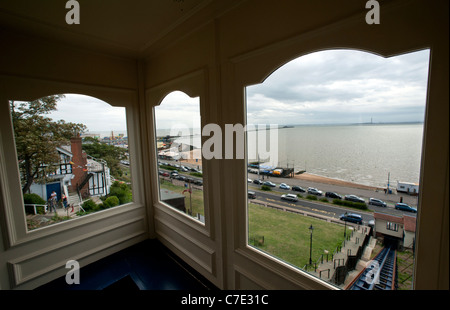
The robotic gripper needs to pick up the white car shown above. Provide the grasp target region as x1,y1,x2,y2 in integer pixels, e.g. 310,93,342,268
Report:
307,187,323,196
281,194,298,202
279,183,290,190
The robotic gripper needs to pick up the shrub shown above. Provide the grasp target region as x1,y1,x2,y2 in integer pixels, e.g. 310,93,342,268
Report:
260,185,271,191
332,199,368,210
103,196,120,208
109,181,132,204
160,164,177,171
190,172,203,178
81,199,98,212
23,193,47,214
23,193,46,205
306,195,318,200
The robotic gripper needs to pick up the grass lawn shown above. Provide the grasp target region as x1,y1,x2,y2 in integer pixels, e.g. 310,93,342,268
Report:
159,179,351,271
248,203,351,269
159,179,205,216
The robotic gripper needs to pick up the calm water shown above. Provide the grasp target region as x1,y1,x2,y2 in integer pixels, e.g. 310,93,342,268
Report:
161,123,424,189
274,123,424,188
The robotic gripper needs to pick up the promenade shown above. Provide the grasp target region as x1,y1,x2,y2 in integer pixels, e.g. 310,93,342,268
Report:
248,171,418,207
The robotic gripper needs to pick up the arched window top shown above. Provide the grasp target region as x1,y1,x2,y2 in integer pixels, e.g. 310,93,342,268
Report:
247,49,430,125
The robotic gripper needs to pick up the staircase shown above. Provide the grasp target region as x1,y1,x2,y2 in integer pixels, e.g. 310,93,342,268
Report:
68,193,82,206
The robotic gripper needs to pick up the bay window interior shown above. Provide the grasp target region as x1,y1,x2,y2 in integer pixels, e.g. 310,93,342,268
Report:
0,0,447,292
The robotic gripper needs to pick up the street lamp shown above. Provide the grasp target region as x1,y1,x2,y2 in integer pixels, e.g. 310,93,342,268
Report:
309,224,314,265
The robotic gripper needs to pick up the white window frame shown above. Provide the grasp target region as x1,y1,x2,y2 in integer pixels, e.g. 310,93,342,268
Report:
145,69,213,237
0,77,145,248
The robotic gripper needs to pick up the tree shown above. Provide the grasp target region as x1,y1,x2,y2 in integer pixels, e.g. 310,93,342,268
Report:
81,140,127,179
10,95,86,194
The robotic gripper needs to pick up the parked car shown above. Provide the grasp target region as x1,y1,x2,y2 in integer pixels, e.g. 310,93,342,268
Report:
292,186,306,192
325,192,342,199
339,213,363,225
176,175,187,181
344,194,365,204
395,203,417,213
281,194,298,202
369,198,387,207
279,183,291,190
248,191,256,199
263,181,276,187
253,179,263,185
248,178,252,183
307,187,323,196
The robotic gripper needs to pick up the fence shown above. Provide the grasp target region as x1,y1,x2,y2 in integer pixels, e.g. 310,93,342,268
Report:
24,203,48,215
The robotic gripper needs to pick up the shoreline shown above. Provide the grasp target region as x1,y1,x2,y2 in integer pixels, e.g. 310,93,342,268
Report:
293,172,382,191
178,155,384,191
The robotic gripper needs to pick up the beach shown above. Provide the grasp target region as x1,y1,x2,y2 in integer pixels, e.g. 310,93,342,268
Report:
293,173,381,191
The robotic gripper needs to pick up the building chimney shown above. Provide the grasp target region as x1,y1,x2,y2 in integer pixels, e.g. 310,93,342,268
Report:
69,134,89,196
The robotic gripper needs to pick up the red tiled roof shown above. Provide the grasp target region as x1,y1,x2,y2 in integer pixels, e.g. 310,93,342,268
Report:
374,212,403,223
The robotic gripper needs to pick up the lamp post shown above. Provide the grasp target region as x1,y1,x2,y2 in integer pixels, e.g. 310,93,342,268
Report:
309,224,314,265
344,216,347,239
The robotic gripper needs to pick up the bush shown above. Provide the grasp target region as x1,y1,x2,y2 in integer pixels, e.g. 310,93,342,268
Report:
23,193,46,205
306,195,318,200
190,172,203,178
81,199,98,212
332,199,368,210
109,181,132,204
260,185,272,191
23,193,47,214
103,196,120,208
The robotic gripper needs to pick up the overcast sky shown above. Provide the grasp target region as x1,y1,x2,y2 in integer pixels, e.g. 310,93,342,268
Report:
49,49,430,132
247,49,430,125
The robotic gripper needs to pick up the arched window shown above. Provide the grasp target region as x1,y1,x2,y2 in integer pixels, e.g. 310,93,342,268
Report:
10,94,132,231
154,91,205,223
246,49,430,289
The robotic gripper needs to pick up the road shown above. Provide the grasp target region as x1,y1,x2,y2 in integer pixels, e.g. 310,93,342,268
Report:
158,160,418,223
248,184,417,225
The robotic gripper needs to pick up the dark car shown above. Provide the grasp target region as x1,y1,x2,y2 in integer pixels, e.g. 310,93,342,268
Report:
292,186,306,192
395,203,417,213
339,213,363,225
344,194,365,204
369,198,387,207
253,179,263,185
248,191,256,199
325,192,342,199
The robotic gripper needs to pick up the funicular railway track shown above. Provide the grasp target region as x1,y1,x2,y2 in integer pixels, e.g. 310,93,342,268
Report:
349,246,397,290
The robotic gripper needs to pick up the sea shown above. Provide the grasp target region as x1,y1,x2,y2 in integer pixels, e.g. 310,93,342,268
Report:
167,123,424,189
274,123,424,189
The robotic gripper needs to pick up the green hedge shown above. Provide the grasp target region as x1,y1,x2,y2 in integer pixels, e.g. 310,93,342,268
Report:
332,199,368,210
23,193,46,205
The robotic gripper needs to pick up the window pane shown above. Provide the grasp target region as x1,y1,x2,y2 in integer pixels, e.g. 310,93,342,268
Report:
246,50,429,289
10,94,132,231
154,91,204,223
